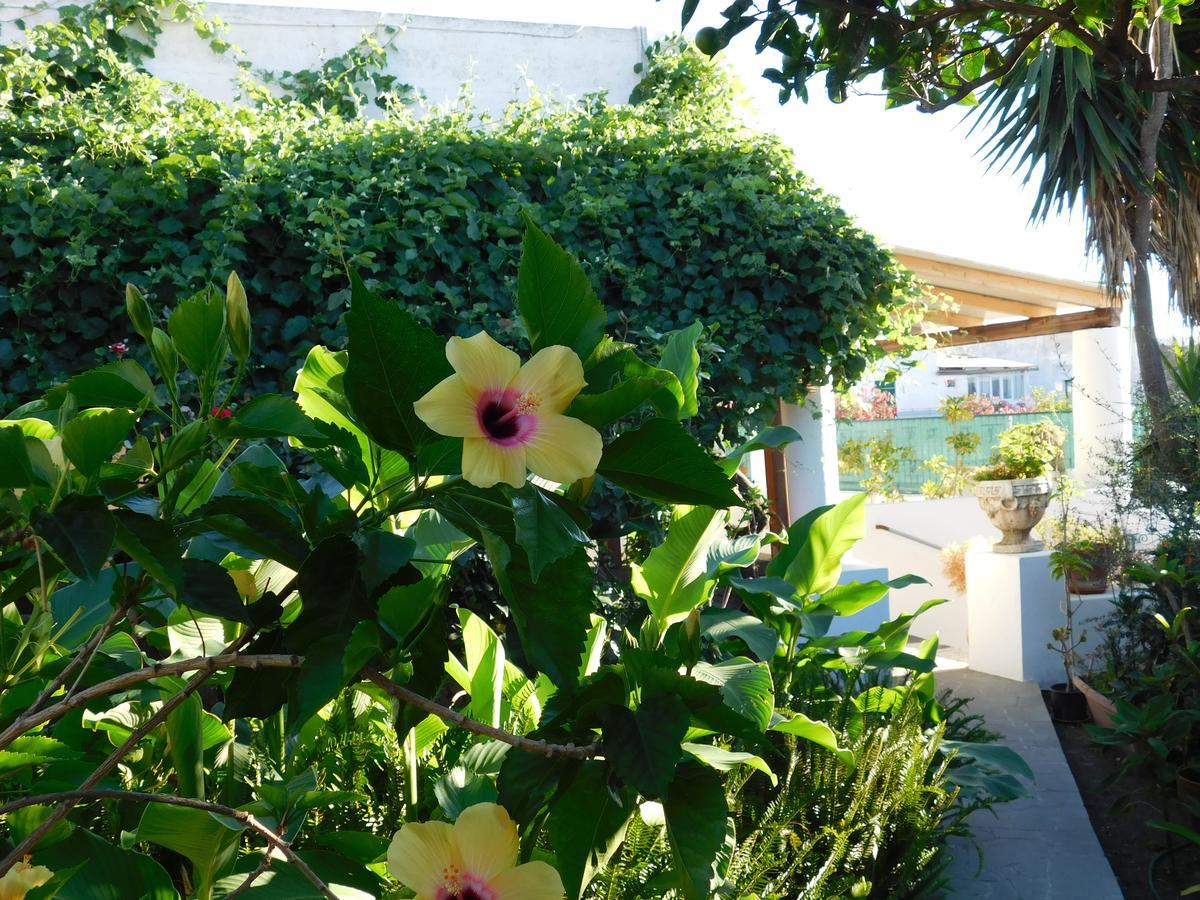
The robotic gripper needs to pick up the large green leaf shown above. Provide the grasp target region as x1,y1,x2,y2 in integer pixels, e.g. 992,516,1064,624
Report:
113,509,184,596
700,608,779,662
720,424,803,476
568,340,683,428
497,749,568,828
49,568,118,648
32,494,114,581
682,741,777,786
657,321,702,419
34,827,177,900
511,484,590,582
343,271,450,458
517,218,606,361
692,657,774,733
62,408,136,477
168,285,227,385
783,493,867,596
212,394,330,445
598,418,740,508
548,761,636,899
284,534,371,652
66,360,155,409
166,693,206,800
179,558,252,623
663,761,727,900
189,496,309,570
0,424,35,488
770,713,855,767
486,537,595,690
632,505,725,627
135,802,242,896
602,693,689,798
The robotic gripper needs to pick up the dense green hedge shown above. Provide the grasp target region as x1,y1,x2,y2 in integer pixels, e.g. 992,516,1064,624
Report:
0,39,918,440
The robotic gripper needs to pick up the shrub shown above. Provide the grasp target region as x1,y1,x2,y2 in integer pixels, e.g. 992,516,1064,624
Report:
973,418,1065,480
0,28,922,445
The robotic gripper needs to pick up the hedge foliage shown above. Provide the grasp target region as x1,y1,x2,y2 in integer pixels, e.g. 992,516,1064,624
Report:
0,23,920,441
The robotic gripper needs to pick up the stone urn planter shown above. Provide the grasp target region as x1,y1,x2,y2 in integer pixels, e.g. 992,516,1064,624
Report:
974,476,1052,553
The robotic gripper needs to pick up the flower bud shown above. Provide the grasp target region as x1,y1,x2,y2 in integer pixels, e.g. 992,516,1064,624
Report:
225,272,251,364
125,283,154,340
150,327,178,384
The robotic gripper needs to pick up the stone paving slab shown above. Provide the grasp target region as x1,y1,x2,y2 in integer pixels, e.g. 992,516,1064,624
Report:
939,669,1124,899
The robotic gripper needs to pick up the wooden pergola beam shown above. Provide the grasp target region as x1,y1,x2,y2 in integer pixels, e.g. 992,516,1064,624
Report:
878,307,1121,352
926,310,988,328
895,251,1110,310
937,287,1064,319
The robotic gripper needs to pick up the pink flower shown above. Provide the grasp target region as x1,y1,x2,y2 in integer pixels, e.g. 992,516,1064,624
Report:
210,406,233,420
108,341,129,357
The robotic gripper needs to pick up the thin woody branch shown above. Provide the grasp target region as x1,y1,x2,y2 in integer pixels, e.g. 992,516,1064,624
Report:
364,669,601,760
0,653,302,749
0,790,335,900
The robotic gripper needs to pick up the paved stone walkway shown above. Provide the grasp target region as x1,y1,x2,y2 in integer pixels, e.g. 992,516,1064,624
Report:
939,669,1124,899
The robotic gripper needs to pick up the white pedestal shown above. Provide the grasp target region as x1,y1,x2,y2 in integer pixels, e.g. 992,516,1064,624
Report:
966,549,1114,686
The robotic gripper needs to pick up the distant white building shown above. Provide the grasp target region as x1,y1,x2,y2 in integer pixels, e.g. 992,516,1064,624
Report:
884,334,1074,416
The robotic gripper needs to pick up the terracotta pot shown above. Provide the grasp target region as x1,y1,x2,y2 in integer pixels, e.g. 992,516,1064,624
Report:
975,476,1052,553
1047,682,1088,723
1178,766,1200,807
1072,675,1117,728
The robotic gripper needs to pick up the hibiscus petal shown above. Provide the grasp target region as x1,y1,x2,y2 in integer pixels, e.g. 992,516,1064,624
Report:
511,345,586,414
413,373,482,438
448,332,521,392
524,414,602,485
488,861,566,900
387,821,461,898
453,803,519,883
463,437,527,488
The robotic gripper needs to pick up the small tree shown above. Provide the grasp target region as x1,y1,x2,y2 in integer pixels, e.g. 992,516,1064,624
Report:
921,395,981,497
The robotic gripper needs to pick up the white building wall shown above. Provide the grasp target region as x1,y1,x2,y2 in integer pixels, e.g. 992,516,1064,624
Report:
873,334,1075,416
0,3,647,116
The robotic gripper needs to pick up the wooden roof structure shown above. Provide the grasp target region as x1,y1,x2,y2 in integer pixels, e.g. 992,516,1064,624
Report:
882,247,1121,350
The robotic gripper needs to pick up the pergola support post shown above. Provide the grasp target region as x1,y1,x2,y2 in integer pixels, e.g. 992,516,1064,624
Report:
778,388,839,522
1070,326,1132,486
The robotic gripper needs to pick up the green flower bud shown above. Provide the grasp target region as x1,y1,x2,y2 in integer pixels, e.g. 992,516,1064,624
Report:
225,271,251,364
150,327,178,385
125,283,154,340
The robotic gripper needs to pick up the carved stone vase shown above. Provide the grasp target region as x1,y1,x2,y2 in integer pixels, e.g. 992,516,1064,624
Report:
974,476,1052,553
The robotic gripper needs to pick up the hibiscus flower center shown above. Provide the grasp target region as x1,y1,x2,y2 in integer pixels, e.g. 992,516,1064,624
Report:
435,876,495,900
477,390,538,446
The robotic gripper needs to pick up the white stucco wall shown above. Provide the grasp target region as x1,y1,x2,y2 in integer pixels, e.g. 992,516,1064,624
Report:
0,3,647,116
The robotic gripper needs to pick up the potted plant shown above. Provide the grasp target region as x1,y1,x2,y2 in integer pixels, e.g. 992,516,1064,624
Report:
972,419,1065,553
1038,515,1125,594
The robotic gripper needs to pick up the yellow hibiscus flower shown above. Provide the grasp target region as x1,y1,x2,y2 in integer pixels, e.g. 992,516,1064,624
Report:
388,802,564,900
0,858,52,900
413,331,602,489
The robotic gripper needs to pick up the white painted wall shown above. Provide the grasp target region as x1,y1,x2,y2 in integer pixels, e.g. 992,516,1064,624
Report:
0,3,647,116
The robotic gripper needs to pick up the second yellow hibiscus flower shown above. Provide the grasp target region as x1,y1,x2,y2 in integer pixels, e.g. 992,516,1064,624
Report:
413,331,602,489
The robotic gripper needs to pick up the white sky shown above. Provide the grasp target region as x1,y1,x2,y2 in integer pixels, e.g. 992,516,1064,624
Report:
241,0,1193,338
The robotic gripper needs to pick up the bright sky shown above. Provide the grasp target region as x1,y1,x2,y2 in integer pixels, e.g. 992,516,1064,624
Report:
243,0,1192,338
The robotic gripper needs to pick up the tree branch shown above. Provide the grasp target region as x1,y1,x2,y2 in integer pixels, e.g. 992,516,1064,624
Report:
0,629,261,876
0,790,335,900
919,19,1051,111
1141,74,1200,92
364,669,600,760
0,653,301,749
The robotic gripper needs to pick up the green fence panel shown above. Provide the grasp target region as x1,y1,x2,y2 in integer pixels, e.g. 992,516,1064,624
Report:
836,411,1075,494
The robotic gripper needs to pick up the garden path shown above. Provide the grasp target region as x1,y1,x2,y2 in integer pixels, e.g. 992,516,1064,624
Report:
939,668,1123,899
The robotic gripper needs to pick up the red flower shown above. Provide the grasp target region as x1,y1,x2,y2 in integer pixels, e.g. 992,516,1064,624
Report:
108,341,129,357
210,406,233,419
